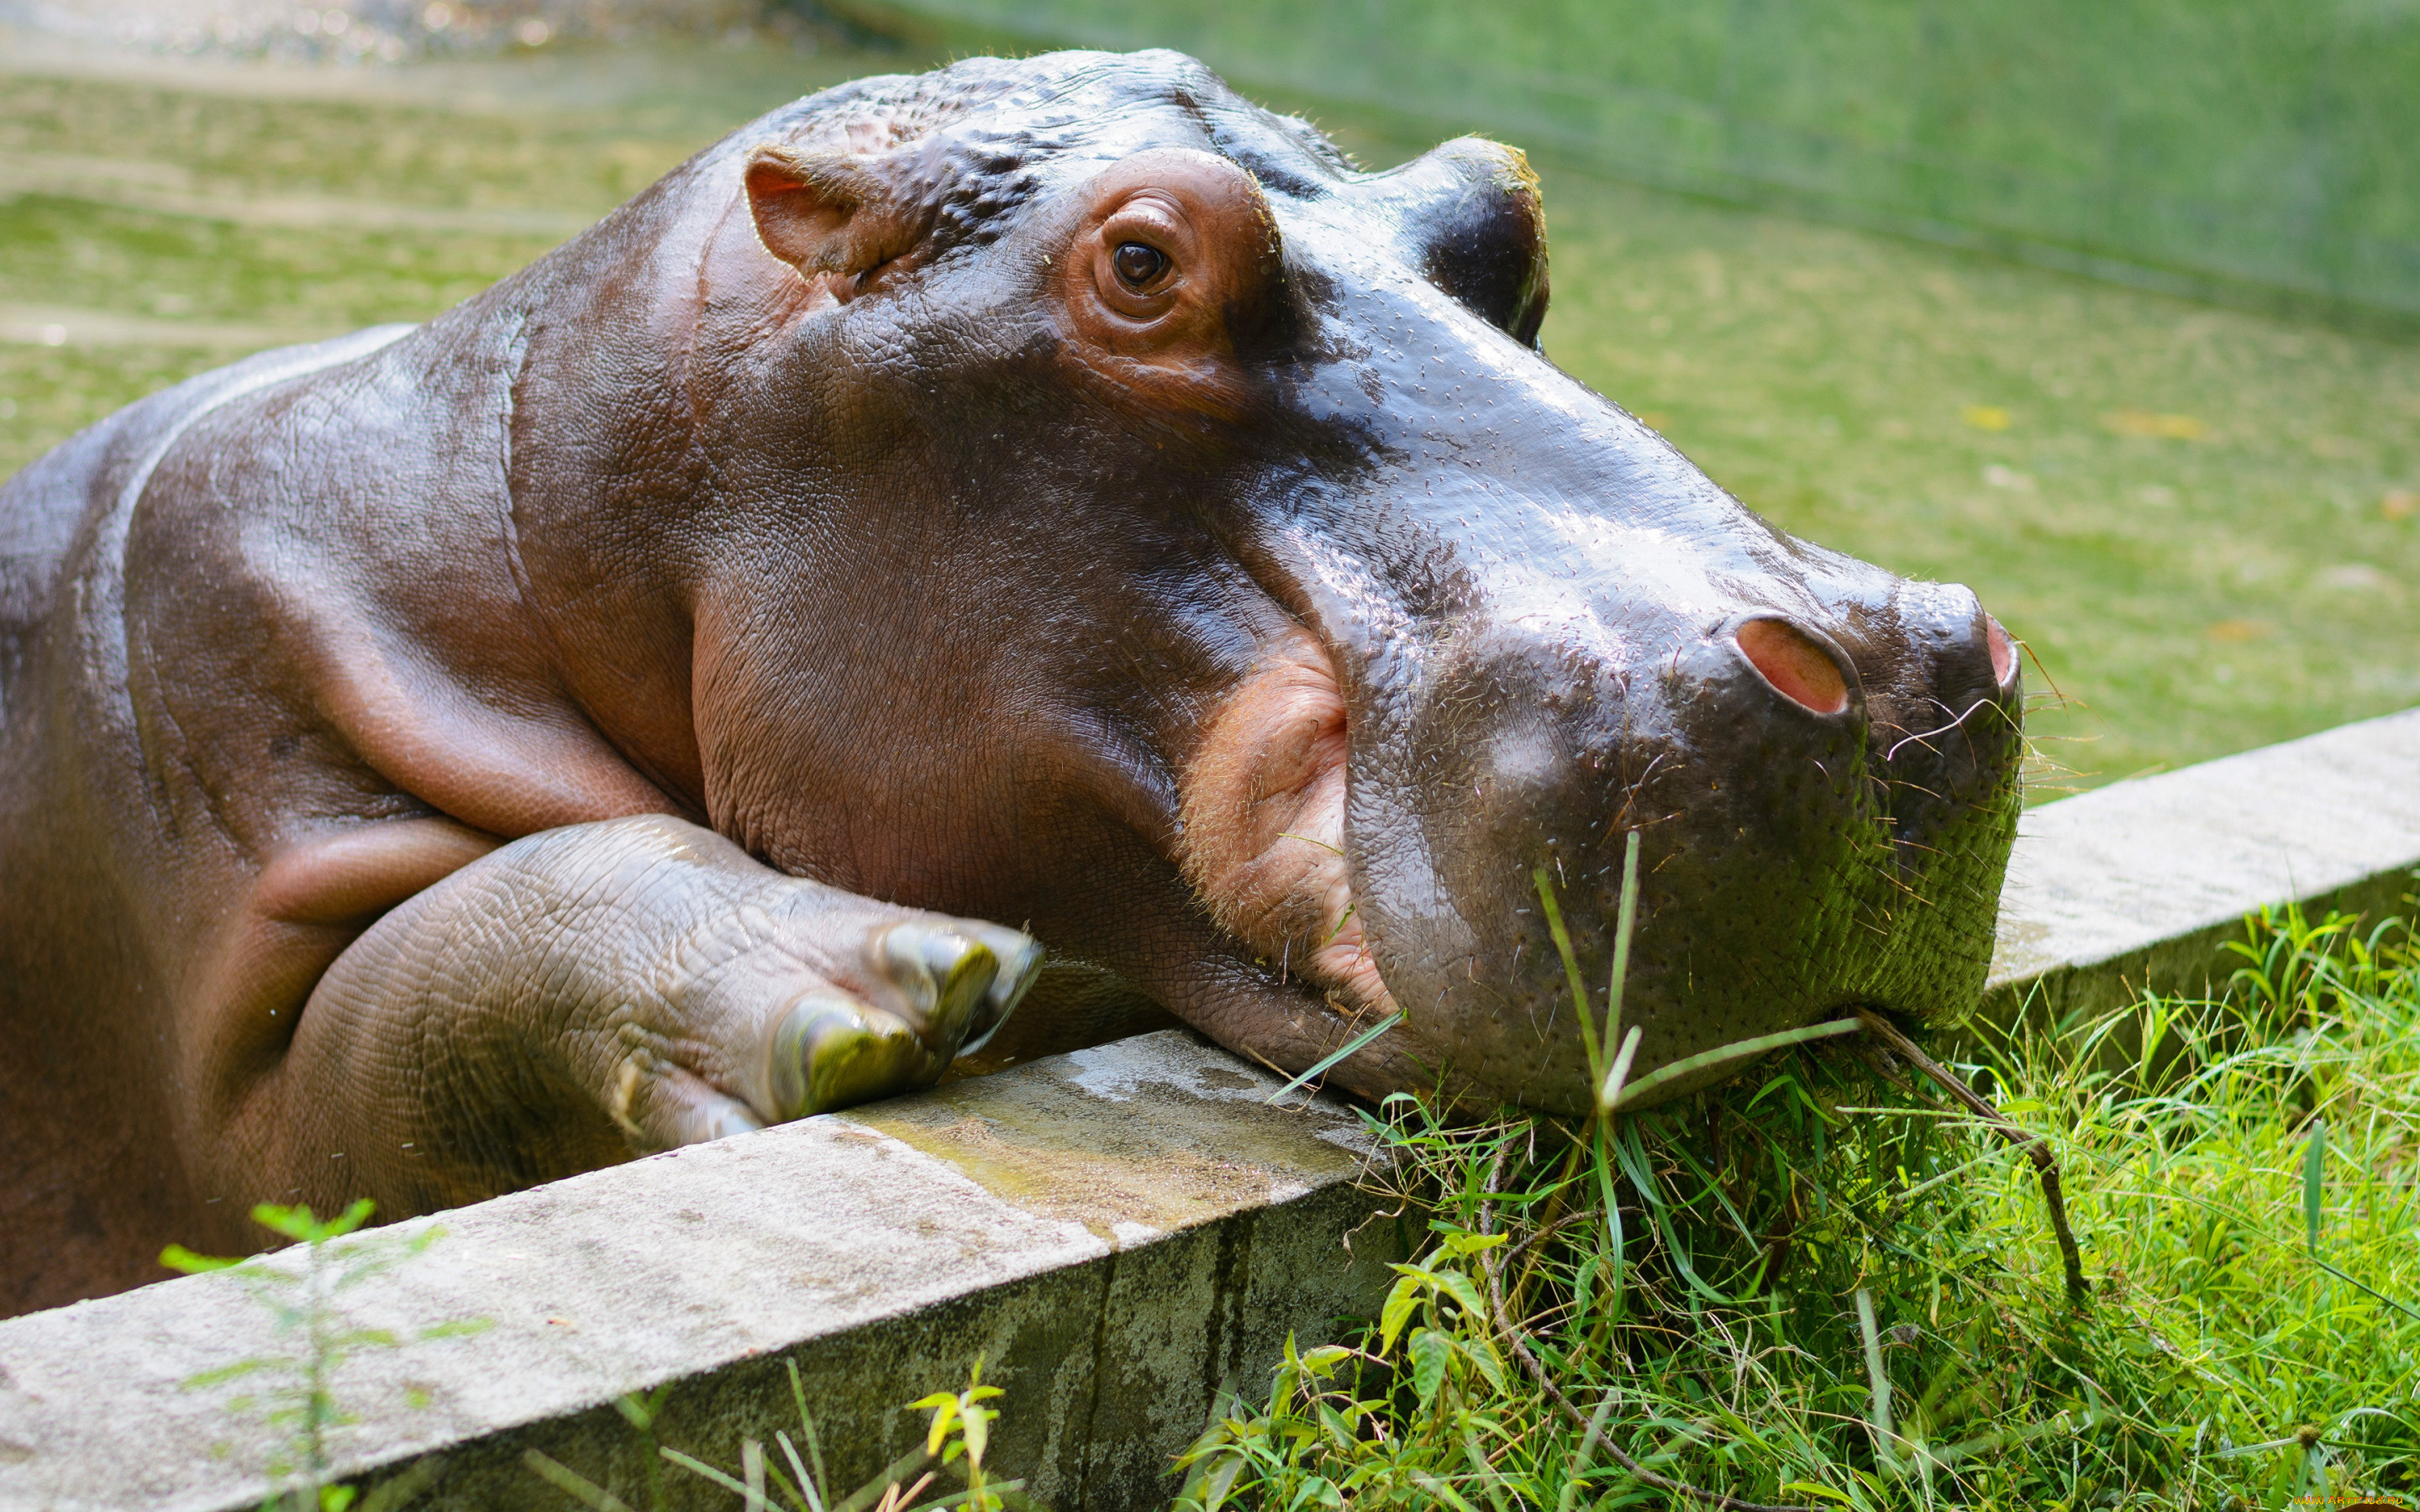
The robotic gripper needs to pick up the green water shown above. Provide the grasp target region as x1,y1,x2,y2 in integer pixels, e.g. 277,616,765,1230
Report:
2,32,2414,794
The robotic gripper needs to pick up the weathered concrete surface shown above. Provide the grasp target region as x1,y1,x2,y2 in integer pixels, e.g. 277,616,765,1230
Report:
0,1032,1397,1512
1986,706,2420,1031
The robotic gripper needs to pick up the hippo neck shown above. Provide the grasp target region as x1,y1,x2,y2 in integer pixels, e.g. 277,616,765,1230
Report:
452,149,793,817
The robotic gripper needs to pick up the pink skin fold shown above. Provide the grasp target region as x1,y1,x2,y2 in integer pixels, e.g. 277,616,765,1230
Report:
1179,627,1400,1028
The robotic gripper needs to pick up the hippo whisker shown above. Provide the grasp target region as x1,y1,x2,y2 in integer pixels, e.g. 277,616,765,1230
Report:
1883,696,2002,761
1885,779,1951,806
1884,835,1949,860
1278,830,1345,855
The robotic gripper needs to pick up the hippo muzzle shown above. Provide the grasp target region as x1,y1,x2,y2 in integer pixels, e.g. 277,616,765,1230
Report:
1178,343,2024,1113
1345,566,2023,1114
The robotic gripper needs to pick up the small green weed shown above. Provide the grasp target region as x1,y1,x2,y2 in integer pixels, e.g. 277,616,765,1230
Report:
528,1357,1045,1512
163,1200,480,1512
1176,894,2420,1509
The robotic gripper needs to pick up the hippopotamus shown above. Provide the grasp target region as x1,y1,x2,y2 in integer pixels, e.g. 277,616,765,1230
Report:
0,50,2021,1315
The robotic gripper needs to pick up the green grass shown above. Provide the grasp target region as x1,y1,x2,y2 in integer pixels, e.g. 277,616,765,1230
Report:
528,1357,1036,1512
1175,899,2420,1509
0,42,907,470
3,39,2414,795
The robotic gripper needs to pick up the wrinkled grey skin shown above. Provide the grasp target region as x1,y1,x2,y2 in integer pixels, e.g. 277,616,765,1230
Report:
0,50,2020,1315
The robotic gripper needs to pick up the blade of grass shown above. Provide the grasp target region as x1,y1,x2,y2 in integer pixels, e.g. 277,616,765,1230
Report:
792,1363,830,1504
524,1451,636,1512
911,1481,1035,1511
1591,1122,1627,1326
1535,866,1602,1080
1855,1288,1898,1474
2304,1119,2327,1254
1606,1019,1861,1112
1596,1025,1644,1117
1604,830,1640,1070
1586,948,1642,1324
2310,1256,2420,1320
826,1446,934,1512
660,1448,755,1500
743,1440,768,1512
357,1459,444,1512
777,1431,823,1512
1265,1011,1405,1105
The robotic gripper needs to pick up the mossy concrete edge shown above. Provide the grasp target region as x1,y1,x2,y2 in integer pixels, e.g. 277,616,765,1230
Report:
1982,704,2420,1044
0,1032,1400,1512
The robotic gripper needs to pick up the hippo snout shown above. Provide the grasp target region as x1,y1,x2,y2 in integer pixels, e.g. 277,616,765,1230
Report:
1344,573,2024,1116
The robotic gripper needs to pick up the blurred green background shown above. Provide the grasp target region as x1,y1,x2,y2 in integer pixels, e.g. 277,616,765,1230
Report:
1,2,2414,799
877,0,2420,333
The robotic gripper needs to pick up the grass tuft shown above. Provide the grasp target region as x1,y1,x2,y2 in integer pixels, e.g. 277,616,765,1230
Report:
1176,893,2420,1509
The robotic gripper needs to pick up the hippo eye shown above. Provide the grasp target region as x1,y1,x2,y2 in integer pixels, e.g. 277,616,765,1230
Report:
1112,240,1170,291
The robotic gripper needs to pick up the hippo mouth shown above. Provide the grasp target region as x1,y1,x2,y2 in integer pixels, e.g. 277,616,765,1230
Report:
1176,627,1403,1033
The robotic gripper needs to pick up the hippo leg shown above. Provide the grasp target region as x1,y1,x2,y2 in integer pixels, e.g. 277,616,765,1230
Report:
274,815,1039,1210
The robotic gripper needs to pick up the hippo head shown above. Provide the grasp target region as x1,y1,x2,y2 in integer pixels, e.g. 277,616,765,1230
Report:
539,50,2023,1116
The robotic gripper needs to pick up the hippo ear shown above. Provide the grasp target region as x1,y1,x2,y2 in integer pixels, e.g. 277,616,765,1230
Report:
1388,138,1551,349
744,145,922,282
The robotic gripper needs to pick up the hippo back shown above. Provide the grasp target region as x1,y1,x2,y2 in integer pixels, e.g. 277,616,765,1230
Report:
0,328,417,727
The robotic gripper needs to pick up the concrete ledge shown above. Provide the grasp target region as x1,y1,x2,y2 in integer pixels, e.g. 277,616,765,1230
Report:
0,1034,1397,1512
4,708,2416,1510
1987,706,2420,1029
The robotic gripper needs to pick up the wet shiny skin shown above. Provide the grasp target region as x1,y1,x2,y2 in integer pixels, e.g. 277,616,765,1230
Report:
0,50,2018,1314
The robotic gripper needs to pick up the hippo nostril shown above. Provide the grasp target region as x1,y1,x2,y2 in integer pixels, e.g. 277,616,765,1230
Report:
1985,614,2018,688
1734,617,1850,716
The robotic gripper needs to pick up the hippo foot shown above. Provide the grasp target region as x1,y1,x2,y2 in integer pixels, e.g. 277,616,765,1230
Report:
287,815,1044,1191
765,921,1040,1119
575,835,1045,1147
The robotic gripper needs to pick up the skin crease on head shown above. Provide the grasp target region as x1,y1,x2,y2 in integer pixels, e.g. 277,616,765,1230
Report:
0,50,2020,1315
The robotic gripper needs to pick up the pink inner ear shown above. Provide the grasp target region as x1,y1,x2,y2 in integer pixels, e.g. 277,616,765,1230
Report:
1736,618,1849,715
743,148,896,277
1986,616,2017,686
